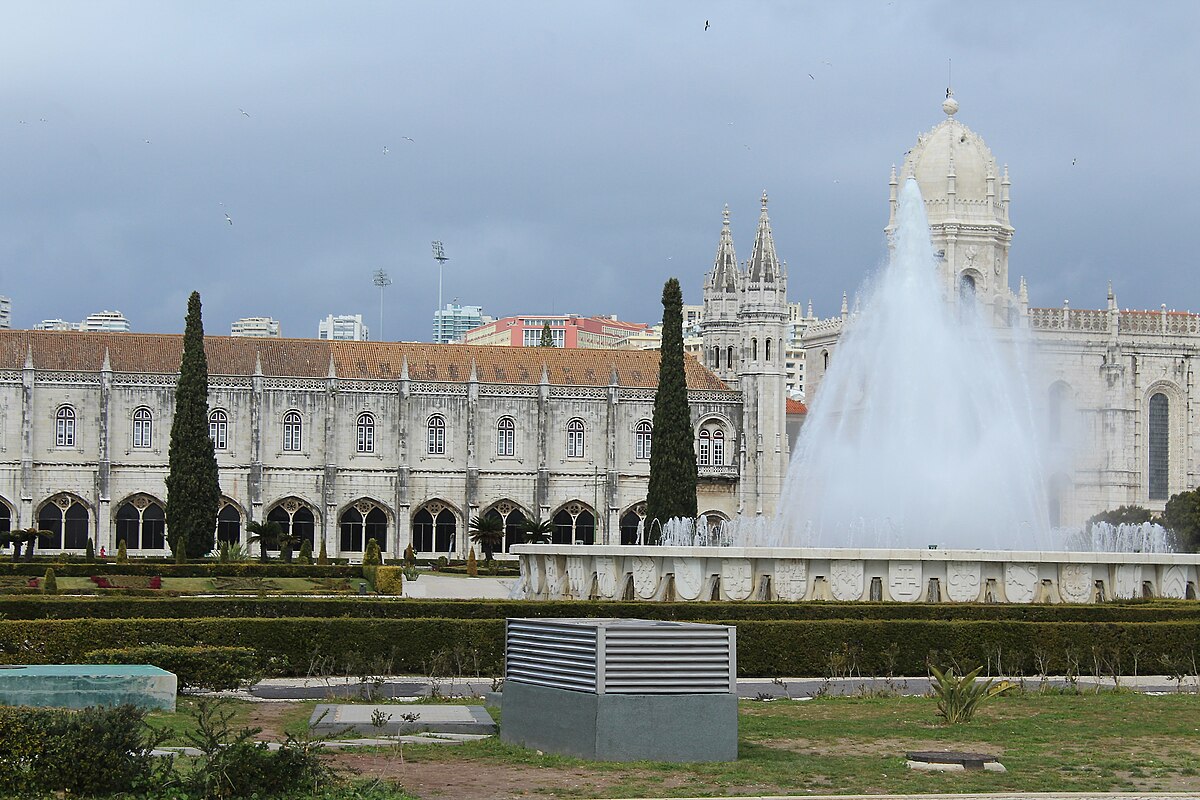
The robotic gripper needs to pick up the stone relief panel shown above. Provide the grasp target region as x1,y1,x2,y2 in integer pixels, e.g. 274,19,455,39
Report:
720,558,754,601
1114,564,1140,599
630,556,660,599
543,555,566,598
945,561,982,602
888,561,923,602
773,559,808,601
1058,563,1093,604
1160,565,1188,599
830,560,865,601
1004,563,1038,603
566,556,589,598
594,556,617,599
673,557,706,601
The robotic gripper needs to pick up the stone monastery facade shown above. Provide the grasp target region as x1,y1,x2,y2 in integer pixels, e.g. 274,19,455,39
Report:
801,94,1200,526
0,334,765,559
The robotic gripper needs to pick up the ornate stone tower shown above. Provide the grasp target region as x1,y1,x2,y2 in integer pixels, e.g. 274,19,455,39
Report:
701,205,743,389
889,92,1016,325
737,191,790,515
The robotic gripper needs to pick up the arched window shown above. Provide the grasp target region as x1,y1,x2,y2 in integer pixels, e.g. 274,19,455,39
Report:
712,347,720,369
751,338,758,361
115,498,166,550
209,409,228,450
635,420,652,460
822,350,829,370
619,508,644,545
727,346,734,368
38,497,89,550
698,429,711,466
216,503,241,545
267,502,316,551
357,412,375,454
697,421,727,467
959,273,977,303
553,504,596,545
1149,392,1170,500
411,504,456,552
427,415,446,455
712,429,725,466
55,406,76,448
283,411,302,452
1048,383,1070,444
765,338,772,362
497,417,515,457
566,418,585,458
132,407,153,449
0,501,10,537
486,502,528,552
340,502,388,552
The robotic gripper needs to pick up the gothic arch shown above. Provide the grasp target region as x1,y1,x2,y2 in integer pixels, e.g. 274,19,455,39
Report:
216,497,245,546
411,498,461,553
0,495,14,535
264,496,320,551
619,501,647,545
481,499,531,552
550,500,596,545
1144,380,1185,502
114,493,167,551
338,498,392,552
263,496,320,524
37,493,92,550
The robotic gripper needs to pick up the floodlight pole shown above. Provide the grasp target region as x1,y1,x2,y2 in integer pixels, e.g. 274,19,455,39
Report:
372,269,391,341
432,241,449,342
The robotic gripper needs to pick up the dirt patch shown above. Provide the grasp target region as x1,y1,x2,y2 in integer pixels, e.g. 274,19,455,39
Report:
758,736,1001,759
245,702,306,741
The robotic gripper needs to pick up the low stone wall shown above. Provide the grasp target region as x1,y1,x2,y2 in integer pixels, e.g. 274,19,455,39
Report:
512,545,1200,603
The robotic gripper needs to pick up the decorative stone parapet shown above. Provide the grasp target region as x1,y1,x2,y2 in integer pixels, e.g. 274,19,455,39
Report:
513,545,1200,603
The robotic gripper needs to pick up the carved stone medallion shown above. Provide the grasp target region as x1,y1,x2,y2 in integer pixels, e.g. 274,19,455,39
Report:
566,556,588,598
888,561,923,602
720,558,754,601
1004,563,1038,603
1058,563,1093,604
830,560,865,601
945,561,982,602
773,559,808,601
1160,565,1187,599
594,556,617,599
1114,564,1140,599
630,556,660,599
544,556,566,598
673,557,705,601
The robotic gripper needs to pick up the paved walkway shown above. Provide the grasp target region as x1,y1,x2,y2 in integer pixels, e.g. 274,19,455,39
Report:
599,795,1200,800
401,574,515,598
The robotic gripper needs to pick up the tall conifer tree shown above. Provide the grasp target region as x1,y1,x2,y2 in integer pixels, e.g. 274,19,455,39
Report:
166,292,221,559
644,277,697,537
538,321,555,347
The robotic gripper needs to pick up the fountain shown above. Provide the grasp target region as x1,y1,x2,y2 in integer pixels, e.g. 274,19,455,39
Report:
515,180,1200,603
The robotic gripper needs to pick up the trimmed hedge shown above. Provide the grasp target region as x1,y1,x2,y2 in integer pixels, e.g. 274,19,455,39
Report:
0,562,361,578
374,566,404,595
84,644,260,691
2,595,1199,622
2,616,1199,677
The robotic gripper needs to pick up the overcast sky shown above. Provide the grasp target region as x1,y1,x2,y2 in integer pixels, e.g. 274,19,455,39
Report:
2,2,1198,340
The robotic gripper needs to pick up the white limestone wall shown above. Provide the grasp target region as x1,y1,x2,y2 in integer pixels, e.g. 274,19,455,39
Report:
515,545,1200,604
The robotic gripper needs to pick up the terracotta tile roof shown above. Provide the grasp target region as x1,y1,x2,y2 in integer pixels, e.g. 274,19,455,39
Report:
0,330,729,390
785,398,808,415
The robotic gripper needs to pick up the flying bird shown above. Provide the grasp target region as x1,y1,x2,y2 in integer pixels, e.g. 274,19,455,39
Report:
224,212,233,225
144,138,151,144
402,136,414,142
240,108,250,117
704,19,709,30
808,73,815,80
1072,158,1077,166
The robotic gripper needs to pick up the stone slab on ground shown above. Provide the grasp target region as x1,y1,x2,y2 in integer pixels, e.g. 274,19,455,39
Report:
402,574,515,599
251,681,426,700
309,703,497,736
0,664,176,711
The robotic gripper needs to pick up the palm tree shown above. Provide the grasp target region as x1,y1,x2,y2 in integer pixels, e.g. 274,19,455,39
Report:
0,530,20,562
468,514,505,563
244,520,282,563
277,531,301,564
13,528,53,562
520,515,553,545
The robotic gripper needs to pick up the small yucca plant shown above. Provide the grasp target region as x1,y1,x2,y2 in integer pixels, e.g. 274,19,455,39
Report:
930,664,1012,724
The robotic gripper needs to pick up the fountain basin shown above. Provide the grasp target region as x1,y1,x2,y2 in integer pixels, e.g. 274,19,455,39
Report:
513,545,1200,603
0,664,177,711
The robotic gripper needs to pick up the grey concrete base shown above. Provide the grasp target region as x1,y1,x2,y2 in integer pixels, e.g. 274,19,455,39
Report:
500,680,737,762
0,665,176,711
308,703,496,736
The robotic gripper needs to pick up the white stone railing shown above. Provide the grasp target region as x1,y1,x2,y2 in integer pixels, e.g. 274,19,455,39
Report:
513,545,1200,604
1028,307,1109,333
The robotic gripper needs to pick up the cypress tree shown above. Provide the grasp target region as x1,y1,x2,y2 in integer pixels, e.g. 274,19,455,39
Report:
538,321,555,347
644,277,697,537
166,292,221,559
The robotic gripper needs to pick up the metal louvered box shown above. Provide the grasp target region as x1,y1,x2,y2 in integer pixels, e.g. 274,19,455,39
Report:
506,617,736,694
502,618,738,761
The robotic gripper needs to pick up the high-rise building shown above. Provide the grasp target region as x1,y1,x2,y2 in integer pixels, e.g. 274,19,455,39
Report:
80,311,131,332
462,313,648,348
433,303,488,344
0,296,10,330
34,319,78,331
231,317,282,338
318,314,369,341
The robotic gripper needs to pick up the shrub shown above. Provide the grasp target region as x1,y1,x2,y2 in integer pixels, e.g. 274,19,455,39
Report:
317,537,329,565
0,704,167,796
363,538,382,566
85,538,95,563
374,566,404,595
466,547,478,577
299,540,313,564
0,561,362,578
435,555,449,571
404,544,416,567
85,644,260,691
42,568,57,595
117,540,128,563
929,664,1012,723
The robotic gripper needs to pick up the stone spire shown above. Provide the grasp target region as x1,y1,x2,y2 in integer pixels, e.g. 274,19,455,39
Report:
747,191,783,283
708,204,739,292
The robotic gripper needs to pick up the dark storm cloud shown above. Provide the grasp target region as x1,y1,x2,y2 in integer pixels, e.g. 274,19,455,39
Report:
2,1,1197,339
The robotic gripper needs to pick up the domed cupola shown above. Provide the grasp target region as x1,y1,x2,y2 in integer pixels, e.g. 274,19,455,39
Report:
886,92,1017,324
